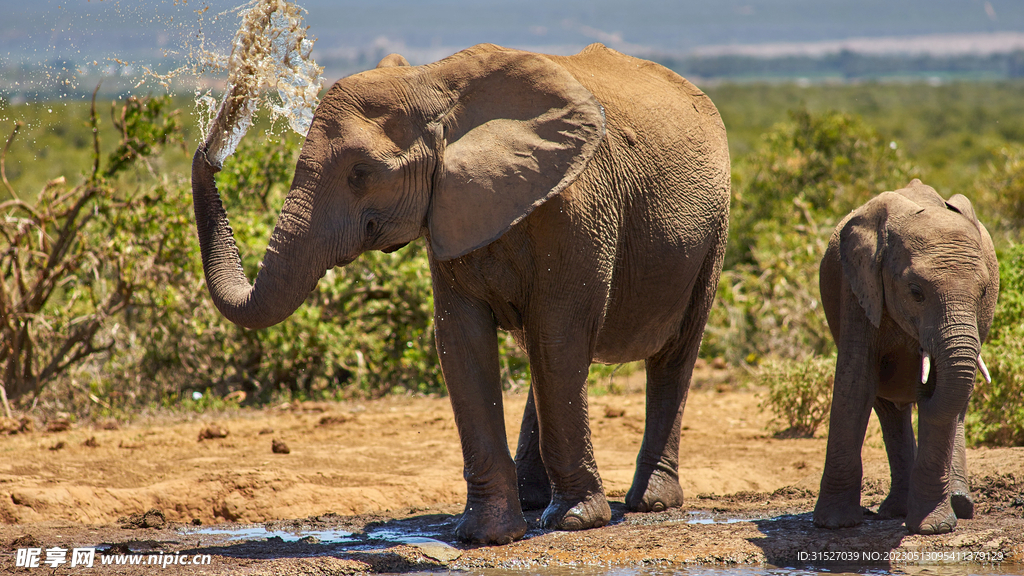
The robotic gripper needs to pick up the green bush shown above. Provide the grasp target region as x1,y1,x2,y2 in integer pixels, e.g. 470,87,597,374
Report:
965,243,1024,446
1,97,453,415
0,94,183,404
706,108,911,365
705,201,835,365
974,144,1024,239
728,107,916,267
757,354,836,438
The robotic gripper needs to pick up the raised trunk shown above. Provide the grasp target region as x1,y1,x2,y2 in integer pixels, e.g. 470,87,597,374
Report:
191,146,328,329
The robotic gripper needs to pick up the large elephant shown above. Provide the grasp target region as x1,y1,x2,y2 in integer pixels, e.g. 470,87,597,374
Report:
190,43,730,544
814,180,998,534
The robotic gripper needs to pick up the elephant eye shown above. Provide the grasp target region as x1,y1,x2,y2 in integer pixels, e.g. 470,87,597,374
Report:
909,283,925,303
348,164,373,192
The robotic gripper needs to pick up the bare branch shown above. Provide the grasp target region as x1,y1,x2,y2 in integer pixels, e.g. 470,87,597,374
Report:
90,83,102,181
1,121,23,201
0,198,42,221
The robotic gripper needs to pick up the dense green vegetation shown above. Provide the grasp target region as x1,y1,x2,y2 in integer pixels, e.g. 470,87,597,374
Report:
705,80,1024,202
1,81,1022,445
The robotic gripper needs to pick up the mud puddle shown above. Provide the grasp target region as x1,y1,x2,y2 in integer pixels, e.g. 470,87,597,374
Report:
188,525,358,544
186,520,459,555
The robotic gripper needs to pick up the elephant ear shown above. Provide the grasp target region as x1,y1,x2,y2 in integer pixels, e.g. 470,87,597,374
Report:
426,46,606,260
839,191,921,328
945,194,980,227
946,192,1000,339
376,53,410,68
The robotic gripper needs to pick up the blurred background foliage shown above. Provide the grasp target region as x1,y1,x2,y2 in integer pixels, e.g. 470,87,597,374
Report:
2,80,1023,445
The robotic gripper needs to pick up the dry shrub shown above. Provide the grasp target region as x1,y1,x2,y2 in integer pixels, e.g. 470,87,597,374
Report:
757,354,836,438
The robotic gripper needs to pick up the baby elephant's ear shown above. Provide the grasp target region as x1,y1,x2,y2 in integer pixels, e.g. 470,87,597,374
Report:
426,47,606,261
839,191,921,328
945,194,980,227
840,203,887,328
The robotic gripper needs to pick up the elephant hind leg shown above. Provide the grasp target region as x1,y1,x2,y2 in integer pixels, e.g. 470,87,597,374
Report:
625,241,724,513
526,320,611,532
514,384,552,510
624,351,688,513
874,397,916,519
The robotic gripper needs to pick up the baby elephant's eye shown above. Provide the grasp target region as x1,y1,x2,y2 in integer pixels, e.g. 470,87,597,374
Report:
909,284,925,303
348,164,373,192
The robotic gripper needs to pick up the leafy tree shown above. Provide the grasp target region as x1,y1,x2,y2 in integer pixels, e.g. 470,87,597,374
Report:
0,93,183,403
974,144,1024,238
728,107,916,267
705,200,835,365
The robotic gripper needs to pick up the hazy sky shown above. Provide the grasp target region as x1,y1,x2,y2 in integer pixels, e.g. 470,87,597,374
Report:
4,0,1024,63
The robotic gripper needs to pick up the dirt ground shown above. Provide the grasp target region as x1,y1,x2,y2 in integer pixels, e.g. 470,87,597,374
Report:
1,369,1023,574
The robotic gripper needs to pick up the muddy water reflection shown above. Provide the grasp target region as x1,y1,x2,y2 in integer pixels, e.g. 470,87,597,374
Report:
192,525,356,544
185,523,1016,576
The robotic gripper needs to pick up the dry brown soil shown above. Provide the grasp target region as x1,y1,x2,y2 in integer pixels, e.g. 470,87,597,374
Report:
1,370,1023,574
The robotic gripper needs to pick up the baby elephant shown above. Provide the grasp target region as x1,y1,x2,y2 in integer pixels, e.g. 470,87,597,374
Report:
815,179,999,534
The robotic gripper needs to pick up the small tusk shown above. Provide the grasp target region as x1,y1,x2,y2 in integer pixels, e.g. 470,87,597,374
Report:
977,354,992,384
921,351,932,384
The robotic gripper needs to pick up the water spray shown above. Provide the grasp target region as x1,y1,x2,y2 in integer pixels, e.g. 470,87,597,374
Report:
201,0,324,168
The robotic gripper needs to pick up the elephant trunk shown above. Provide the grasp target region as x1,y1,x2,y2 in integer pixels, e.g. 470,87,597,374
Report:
910,317,980,516
191,146,329,330
920,319,980,425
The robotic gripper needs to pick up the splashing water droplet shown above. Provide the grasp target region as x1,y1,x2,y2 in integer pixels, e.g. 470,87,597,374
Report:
201,0,325,168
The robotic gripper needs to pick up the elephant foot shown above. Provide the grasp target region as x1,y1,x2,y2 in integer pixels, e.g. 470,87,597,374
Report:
951,491,974,519
455,499,528,545
813,489,864,529
876,492,909,519
625,467,684,513
906,496,957,535
541,491,611,531
516,463,551,511
950,477,974,519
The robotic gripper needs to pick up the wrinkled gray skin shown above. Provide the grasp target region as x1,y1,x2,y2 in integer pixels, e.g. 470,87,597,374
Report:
815,180,999,535
191,43,730,545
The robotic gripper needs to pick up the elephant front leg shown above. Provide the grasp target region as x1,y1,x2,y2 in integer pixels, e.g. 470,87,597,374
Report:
529,343,611,531
434,296,526,544
814,346,877,529
873,398,916,519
